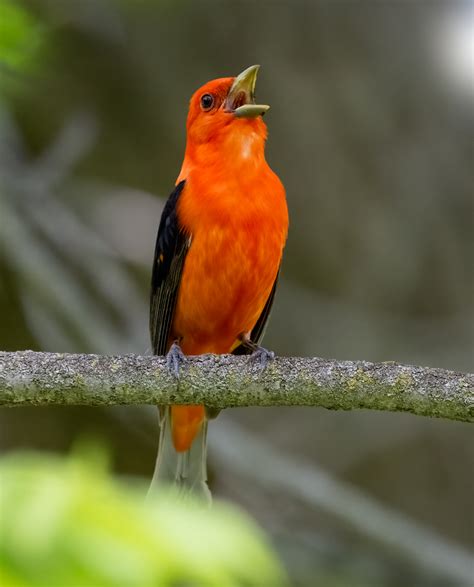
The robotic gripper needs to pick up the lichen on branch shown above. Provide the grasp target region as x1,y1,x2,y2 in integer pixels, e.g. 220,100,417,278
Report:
0,351,472,422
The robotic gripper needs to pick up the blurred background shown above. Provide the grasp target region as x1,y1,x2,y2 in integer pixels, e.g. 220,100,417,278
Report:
1,1,473,585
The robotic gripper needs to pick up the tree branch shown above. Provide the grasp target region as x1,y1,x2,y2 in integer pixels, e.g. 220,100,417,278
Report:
1,351,472,422
211,421,474,584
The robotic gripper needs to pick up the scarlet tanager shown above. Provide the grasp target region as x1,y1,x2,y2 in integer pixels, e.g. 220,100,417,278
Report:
149,65,288,498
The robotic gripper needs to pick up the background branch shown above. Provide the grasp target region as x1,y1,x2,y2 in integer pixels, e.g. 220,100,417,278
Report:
0,351,472,422
210,421,474,585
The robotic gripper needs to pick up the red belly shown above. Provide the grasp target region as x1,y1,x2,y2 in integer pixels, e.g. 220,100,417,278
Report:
172,225,282,355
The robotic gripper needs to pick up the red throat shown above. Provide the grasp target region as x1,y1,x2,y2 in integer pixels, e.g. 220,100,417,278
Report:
177,77,268,182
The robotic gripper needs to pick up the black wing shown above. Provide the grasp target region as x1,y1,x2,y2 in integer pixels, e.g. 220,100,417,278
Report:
149,180,190,355
232,268,280,356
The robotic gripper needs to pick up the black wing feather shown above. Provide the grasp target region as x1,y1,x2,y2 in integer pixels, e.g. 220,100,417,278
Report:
232,269,280,356
149,180,190,355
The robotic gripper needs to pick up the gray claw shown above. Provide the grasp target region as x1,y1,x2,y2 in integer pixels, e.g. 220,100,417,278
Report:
166,341,186,379
249,346,275,370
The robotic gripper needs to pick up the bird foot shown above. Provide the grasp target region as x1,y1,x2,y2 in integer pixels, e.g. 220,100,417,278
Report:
166,341,186,379
249,345,275,370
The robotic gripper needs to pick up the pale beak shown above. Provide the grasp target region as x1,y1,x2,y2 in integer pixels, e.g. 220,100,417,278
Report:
225,64,270,118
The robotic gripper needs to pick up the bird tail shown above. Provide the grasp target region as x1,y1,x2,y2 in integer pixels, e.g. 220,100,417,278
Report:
148,406,211,503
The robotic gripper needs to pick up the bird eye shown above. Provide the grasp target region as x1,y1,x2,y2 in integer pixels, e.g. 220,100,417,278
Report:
200,93,214,111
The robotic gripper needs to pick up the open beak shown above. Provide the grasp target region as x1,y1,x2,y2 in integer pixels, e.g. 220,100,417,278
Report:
225,65,270,118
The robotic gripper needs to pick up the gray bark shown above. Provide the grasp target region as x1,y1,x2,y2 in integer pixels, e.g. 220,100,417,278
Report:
0,351,472,422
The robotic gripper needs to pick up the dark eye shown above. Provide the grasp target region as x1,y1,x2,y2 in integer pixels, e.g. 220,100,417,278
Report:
200,93,214,111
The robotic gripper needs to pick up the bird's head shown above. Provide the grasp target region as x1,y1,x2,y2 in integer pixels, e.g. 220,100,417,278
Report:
185,65,269,151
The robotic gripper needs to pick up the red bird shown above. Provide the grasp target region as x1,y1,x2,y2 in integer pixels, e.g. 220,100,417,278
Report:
149,65,288,497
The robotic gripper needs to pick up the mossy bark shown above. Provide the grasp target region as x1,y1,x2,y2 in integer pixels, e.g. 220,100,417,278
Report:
0,351,472,422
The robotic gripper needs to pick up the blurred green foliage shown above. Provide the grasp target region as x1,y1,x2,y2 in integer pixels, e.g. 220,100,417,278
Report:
0,0,45,83
0,448,287,587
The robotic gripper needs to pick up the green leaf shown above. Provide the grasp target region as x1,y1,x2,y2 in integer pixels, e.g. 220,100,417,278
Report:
0,450,288,587
0,0,45,75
